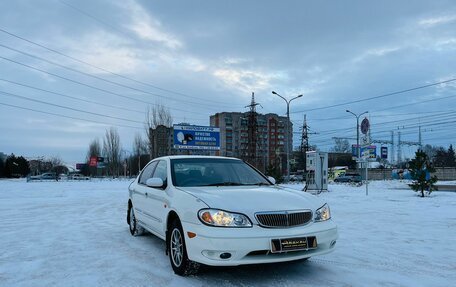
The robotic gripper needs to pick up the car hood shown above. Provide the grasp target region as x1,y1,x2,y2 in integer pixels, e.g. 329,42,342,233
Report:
176,185,324,218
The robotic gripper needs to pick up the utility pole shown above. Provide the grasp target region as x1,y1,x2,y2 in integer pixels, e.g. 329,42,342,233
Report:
301,114,317,175
397,131,402,164
272,91,303,182
243,92,260,168
346,110,368,167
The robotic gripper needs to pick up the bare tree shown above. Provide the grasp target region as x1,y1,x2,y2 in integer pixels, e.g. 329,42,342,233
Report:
86,138,102,161
145,104,173,158
103,127,122,177
133,132,148,173
331,139,351,153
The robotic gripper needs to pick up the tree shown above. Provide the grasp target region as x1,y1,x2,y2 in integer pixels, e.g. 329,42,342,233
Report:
145,104,173,158
103,127,122,177
409,150,438,197
4,154,30,178
132,132,148,175
433,147,448,167
0,158,4,178
87,138,102,161
331,139,351,153
87,138,102,176
422,144,439,160
447,144,456,167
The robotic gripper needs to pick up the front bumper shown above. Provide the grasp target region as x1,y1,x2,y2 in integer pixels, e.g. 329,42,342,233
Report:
181,220,338,266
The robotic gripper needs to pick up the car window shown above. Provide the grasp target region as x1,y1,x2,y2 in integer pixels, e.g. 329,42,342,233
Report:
171,158,270,187
152,160,167,183
139,161,158,185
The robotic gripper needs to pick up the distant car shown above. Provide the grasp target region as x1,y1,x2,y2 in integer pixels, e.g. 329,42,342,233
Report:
29,172,57,181
334,173,362,183
71,174,90,180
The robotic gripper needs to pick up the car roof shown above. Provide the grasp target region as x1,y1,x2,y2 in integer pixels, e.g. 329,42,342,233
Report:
153,155,242,161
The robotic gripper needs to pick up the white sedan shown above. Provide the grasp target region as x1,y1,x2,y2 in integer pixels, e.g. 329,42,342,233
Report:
127,156,338,276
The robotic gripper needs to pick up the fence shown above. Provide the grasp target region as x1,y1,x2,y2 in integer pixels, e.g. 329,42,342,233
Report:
344,167,456,181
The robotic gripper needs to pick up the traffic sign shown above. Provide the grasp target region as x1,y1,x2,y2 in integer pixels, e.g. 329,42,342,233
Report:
361,117,370,134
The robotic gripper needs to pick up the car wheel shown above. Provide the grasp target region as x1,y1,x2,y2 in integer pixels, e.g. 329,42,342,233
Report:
128,205,144,236
168,219,200,276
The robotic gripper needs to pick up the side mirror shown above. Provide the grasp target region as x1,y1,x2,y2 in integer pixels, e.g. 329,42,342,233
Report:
146,178,164,188
268,176,276,185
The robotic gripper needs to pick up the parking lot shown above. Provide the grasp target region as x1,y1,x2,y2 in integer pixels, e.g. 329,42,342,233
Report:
0,179,455,287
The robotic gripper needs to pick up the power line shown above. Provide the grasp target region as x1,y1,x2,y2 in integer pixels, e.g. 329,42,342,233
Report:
0,43,236,110
0,101,142,130
0,55,217,114
0,27,236,106
0,78,208,121
0,90,143,124
292,78,456,114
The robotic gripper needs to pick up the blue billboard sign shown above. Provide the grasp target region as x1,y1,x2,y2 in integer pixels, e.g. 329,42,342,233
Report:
173,125,220,150
381,147,388,159
352,144,377,159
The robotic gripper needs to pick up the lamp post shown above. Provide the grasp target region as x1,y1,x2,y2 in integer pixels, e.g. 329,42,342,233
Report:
272,91,303,182
346,110,368,163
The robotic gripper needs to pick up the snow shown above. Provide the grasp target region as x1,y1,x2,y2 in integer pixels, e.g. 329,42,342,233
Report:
0,179,455,287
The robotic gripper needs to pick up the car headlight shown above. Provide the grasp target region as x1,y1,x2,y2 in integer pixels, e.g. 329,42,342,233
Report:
198,209,252,227
315,203,331,222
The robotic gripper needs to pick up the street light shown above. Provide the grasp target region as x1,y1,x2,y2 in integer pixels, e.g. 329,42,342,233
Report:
272,91,303,182
346,110,368,162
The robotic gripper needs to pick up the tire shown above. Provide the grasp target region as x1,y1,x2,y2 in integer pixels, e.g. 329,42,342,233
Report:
168,219,200,276
128,204,144,236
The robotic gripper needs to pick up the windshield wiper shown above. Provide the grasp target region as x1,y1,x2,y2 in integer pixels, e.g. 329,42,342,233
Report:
203,182,245,186
250,182,270,186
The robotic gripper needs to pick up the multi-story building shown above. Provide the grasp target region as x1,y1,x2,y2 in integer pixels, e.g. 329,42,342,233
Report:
210,112,292,173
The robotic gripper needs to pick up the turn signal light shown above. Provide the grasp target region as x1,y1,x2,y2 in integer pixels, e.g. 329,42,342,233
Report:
187,232,197,238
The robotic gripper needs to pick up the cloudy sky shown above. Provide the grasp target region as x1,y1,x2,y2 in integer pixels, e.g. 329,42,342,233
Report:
1,0,455,164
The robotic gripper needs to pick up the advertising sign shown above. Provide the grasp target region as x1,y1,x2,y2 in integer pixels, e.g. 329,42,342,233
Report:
381,147,388,159
89,156,98,167
352,144,377,159
173,125,220,150
76,163,87,170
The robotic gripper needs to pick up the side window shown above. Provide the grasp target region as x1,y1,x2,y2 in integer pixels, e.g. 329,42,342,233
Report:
139,161,158,185
152,160,167,184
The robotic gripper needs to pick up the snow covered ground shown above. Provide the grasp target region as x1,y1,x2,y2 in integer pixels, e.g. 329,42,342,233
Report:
0,179,455,287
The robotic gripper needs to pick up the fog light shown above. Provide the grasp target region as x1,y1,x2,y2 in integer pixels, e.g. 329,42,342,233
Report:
220,253,232,259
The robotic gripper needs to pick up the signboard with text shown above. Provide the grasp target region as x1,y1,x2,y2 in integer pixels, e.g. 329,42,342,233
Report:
173,125,220,150
381,147,388,159
352,144,377,159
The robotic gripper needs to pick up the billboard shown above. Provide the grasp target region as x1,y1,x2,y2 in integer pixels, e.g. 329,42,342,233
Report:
89,156,98,167
381,147,388,159
352,145,377,159
173,125,220,150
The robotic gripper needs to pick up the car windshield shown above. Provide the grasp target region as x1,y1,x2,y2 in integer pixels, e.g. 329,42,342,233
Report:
171,158,271,187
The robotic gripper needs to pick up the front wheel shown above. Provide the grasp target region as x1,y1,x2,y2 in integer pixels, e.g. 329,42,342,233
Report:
128,205,144,236
168,219,200,276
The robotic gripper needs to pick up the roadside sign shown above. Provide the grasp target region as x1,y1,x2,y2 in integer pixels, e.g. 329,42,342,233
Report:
173,125,220,150
352,144,376,159
361,117,370,135
89,156,98,167
381,147,388,159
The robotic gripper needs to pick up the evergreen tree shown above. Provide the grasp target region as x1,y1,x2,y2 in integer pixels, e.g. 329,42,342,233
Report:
409,150,438,197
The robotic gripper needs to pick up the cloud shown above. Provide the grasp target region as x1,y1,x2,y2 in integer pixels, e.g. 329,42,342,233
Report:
213,68,287,94
419,14,456,27
121,0,182,49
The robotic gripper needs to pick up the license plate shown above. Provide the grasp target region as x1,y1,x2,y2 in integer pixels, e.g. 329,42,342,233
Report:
271,236,317,253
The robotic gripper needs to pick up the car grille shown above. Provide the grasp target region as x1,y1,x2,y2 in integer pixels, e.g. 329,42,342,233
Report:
255,210,312,228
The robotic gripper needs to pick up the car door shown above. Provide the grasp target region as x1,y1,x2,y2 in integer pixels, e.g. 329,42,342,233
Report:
132,161,158,230
143,160,169,237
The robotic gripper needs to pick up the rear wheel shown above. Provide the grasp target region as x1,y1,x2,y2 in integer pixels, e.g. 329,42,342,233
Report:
168,219,200,276
128,205,144,236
